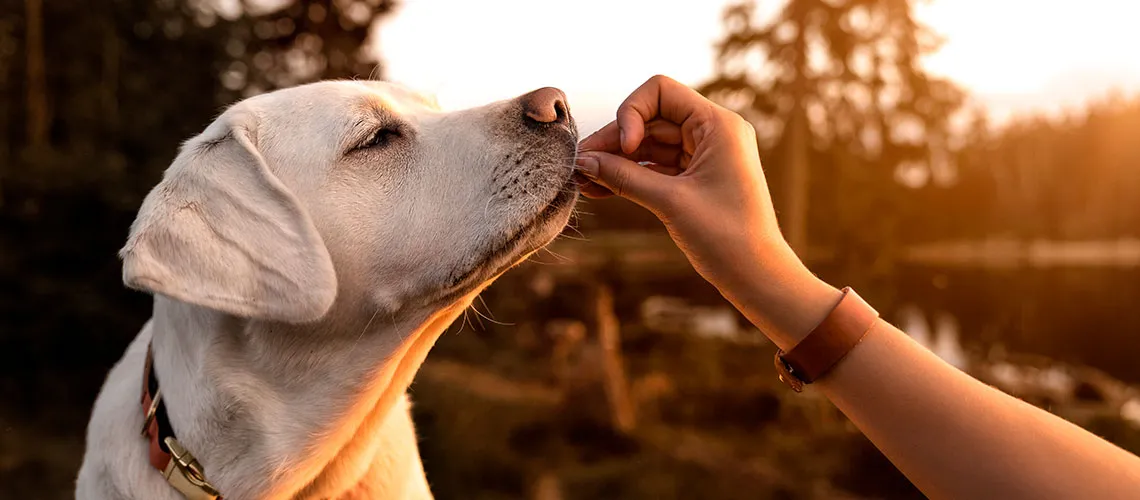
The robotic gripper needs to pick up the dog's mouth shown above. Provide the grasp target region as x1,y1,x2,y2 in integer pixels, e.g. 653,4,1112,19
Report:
433,172,578,305
483,174,578,272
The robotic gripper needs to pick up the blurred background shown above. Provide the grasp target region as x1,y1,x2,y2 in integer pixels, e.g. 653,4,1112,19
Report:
2,0,1140,498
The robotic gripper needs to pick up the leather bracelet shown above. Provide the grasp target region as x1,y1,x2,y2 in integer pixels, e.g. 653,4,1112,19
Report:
774,287,879,392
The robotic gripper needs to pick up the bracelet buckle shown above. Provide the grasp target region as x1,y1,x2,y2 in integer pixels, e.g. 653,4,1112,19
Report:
774,350,805,392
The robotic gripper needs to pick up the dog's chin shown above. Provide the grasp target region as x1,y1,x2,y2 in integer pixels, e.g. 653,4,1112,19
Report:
431,180,578,306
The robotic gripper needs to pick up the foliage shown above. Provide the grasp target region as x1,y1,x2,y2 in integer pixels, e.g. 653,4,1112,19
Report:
697,0,1140,306
3,1,1140,498
901,94,1140,241
704,0,963,154
1,3,394,494
0,0,393,425
701,0,965,268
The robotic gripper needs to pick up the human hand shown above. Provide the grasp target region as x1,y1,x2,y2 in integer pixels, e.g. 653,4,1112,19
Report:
575,75,840,348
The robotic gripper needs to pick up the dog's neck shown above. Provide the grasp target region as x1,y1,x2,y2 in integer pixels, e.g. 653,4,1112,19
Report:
149,290,476,499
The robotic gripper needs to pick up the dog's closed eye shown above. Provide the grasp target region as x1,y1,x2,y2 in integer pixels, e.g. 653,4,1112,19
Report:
357,127,402,150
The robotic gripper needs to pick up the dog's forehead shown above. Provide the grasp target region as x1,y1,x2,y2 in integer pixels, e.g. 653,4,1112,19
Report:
245,81,440,121
336,81,440,115
364,81,440,111
324,81,440,116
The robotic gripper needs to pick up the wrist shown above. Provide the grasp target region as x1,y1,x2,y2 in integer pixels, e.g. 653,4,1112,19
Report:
721,243,843,351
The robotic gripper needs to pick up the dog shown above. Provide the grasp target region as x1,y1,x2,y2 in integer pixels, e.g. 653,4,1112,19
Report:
75,80,579,499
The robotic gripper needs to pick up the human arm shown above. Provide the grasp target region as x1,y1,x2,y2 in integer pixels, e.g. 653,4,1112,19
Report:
575,75,1140,499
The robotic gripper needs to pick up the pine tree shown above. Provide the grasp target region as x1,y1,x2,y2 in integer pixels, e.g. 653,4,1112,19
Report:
700,0,964,272
0,0,395,447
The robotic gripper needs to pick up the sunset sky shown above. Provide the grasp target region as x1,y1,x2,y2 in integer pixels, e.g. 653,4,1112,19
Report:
378,0,1140,135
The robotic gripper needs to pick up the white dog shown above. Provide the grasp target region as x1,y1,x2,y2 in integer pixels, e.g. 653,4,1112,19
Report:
76,80,579,499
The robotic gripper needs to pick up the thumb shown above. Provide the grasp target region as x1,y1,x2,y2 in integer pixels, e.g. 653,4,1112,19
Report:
575,151,671,208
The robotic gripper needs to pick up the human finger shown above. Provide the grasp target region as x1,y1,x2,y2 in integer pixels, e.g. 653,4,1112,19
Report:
616,75,713,154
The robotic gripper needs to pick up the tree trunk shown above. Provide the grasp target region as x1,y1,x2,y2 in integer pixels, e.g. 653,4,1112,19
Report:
783,103,810,255
101,16,120,135
0,30,8,209
783,17,811,256
25,0,49,148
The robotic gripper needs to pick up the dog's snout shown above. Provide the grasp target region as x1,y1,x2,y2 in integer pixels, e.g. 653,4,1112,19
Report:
521,87,569,125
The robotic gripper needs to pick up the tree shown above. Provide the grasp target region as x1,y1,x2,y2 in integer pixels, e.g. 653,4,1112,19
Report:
0,0,395,449
940,94,1140,242
700,0,964,269
232,0,392,92
1,0,395,200
22,0,46,148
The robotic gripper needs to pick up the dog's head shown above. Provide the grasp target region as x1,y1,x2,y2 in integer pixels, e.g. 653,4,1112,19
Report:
120,81,578,321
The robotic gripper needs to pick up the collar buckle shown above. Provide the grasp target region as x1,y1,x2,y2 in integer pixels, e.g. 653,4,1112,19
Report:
162,436,221,500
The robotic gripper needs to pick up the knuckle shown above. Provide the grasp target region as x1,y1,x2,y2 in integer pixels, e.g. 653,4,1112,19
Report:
738,116,756,136
716,108,754,135
611,166,631,197
648,74,680,91
707,106,732,124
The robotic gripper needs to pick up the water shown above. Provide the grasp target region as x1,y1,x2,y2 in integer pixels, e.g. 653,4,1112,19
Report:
545,232,1140,383
892,265,1140,384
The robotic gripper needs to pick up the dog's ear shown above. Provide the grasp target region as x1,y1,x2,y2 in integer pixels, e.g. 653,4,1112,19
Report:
119,111,337,323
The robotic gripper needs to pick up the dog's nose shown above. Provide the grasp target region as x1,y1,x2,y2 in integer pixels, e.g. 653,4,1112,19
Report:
521,87,569,125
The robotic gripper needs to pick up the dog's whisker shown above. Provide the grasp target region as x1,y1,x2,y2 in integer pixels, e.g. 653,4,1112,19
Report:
470,304,486,330
476,294,496,320
457,308,473,335
468,295,513,326
352,308,381,347
527,257,562,266
559,228,588,241
483,193,495,220
527,245,572,264
544,247,572,263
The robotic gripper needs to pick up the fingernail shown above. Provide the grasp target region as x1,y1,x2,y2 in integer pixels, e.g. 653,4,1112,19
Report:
619,129,626,149
575,154,599,178
572,172,592,187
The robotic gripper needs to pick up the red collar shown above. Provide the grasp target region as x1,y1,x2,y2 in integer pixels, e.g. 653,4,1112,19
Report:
141,346,172,470
141,343,222,499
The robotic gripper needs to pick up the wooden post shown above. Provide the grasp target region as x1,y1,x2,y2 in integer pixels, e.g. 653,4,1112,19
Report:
548,319,586,392
594,282,637,433
529,471,563,500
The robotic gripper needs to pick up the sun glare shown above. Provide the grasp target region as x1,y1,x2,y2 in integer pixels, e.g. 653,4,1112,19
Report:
379,0,1140,129
917,0,1140,110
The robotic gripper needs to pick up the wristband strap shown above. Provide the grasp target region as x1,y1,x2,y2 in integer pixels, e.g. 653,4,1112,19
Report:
774,287,879,392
